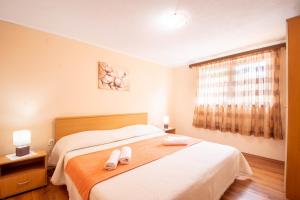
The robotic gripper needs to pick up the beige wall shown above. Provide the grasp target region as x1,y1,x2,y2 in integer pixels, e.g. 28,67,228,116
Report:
0,21,171,155
169,66,287,161
0,20,286,161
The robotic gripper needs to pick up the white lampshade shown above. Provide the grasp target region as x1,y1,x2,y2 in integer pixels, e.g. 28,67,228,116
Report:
163,116,170,125
13,130,31,147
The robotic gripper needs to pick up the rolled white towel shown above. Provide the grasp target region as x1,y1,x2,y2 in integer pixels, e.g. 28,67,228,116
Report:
104,149,121,170
162,136,190,146
119,146,132,165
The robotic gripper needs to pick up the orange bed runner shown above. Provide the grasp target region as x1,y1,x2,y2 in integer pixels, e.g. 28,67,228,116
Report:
65,135,200,200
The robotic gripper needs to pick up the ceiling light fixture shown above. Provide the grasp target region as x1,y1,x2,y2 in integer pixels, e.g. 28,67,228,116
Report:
160,11,188,30
158,0,189,31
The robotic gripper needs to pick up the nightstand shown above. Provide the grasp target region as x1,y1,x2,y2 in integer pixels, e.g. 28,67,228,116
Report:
164,127,176,134
0,150,47,198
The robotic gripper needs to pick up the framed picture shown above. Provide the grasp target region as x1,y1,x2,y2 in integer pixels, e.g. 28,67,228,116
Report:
98,62,129,91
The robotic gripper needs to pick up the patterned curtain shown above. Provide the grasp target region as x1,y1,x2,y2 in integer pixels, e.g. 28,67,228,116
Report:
193,48,284,139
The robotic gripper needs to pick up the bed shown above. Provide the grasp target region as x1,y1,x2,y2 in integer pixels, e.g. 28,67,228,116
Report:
49,113,252,200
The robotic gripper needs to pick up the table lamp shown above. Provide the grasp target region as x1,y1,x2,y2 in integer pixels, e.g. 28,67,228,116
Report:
13,130,31,156
163,116,170,129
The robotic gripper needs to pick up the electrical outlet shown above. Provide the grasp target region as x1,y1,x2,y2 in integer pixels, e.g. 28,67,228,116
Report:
48,139,55,146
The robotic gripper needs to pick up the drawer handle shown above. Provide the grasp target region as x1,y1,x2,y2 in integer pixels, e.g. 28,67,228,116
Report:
17,180,31,185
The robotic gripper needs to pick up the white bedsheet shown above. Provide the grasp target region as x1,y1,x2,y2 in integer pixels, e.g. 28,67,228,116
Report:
50,126,252,200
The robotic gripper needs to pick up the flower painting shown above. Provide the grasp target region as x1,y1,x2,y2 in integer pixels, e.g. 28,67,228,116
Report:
98,62,129,91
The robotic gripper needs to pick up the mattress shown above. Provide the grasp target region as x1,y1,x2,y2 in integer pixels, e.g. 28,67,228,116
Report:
49,125,252,200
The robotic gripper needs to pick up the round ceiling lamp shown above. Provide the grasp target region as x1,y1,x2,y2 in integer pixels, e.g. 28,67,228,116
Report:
160,11,189,30
158,0,189,31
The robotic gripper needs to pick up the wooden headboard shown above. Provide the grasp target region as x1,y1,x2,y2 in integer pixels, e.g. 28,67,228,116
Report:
54,113,148,141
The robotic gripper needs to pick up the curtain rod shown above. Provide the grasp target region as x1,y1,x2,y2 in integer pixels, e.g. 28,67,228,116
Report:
189,43,286,68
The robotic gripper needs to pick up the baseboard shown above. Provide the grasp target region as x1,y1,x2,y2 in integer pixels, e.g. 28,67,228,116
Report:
242,152,285,165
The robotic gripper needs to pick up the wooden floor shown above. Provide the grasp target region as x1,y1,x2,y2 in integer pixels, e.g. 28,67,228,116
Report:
222,154,286,200
7,154,285,200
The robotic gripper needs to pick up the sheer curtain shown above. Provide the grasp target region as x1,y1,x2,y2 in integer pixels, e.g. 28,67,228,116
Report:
193,48,284,139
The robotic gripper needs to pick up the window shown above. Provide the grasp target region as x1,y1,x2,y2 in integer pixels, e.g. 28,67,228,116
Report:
193,48,283,139
197,60,270,106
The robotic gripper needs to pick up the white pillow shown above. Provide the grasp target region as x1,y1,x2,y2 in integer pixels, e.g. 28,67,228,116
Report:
48,124,163,166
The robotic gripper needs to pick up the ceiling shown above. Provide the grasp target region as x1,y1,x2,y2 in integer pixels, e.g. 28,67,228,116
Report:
0,0,299,67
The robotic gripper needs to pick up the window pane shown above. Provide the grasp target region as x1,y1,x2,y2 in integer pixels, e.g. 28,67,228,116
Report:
197,58,273,106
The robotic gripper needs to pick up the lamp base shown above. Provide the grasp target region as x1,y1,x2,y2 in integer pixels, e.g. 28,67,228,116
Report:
164,124,169,129
16,146,30,157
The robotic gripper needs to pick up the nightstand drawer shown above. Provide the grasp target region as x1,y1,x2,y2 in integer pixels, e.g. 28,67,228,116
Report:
0,168,46,198
165,128,176,134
